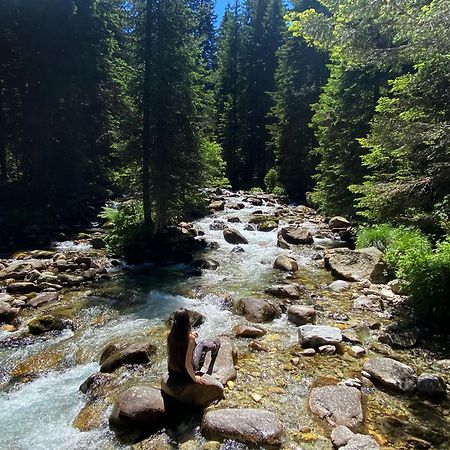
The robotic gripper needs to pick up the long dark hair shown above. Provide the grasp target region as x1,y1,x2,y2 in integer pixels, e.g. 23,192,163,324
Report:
167,308,191,372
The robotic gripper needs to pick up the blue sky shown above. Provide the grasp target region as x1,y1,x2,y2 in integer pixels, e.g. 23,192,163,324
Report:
215,0,228,22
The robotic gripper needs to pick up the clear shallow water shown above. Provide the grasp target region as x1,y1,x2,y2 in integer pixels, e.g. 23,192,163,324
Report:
1,193,449,449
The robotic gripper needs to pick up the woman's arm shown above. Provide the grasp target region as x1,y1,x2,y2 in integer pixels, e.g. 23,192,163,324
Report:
185,335,205,384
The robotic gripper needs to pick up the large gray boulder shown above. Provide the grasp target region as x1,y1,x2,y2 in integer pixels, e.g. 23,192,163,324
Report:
309,385,364,430
273,254,298,272
363,357,417,393
100,343,157,373
240,298,282,323
288,306,316,326
279,227,314,245
324,247,387,283
201,408,284,445
223,228,248,245
299,325,342,348
161,373,224,407
109,386,166,441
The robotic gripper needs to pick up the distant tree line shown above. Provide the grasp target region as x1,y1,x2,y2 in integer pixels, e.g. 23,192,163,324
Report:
0,0,448,244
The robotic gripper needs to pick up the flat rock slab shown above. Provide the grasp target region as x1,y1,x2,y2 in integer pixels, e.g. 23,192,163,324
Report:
265,284,304,299
161,373,224,407
324,247,386,283
299,325,342,348
309,385,364,430
363,357,417,393
202,408,284,445
27,292,59,308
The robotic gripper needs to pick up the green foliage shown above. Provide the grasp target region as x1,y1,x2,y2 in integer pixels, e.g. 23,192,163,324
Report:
99,201,146,255
200,139,230,188
356,224,431,271
264,168,279,193
397,238,450,325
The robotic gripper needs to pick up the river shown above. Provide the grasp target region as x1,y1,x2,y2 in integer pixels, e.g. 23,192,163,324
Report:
0,191,449,449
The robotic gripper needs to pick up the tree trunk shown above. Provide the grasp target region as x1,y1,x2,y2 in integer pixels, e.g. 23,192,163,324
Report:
0,87,7,182
142,0,153,227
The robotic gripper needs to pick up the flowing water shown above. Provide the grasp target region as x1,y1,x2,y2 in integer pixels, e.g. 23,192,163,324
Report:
0,193,449,450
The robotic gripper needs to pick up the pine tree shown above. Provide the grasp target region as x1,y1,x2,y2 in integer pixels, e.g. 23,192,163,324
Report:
141,0,203,233
269,0,328,199
215,2,242,187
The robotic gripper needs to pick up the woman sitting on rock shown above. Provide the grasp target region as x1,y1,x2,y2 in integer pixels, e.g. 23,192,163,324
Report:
167,308,221,385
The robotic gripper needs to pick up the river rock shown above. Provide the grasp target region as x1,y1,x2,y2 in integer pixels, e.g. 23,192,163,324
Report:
341,434,380,450
265,283,304,299
349,346,366,358
279,227,314,245
30,250,55,259
100,343,157,373
80,372,114,398
27,292,59,308
209,200,225,211
37,272,59,284
193,258,219,271
6,282,38,294
324,247,387,283
201,408,284,445
288,306,316,326
209,220,227,231
329,280,350,293
352,295,381,311
227,202,245,210
27,314,70,334
58,273,84,286
363,357,417,393
223,228,248,245
234,324,266,338
299,325,342,348
109,386,166,441
331,425,356,448
207,336,237,385
309,385,363,430
0,261,43,280
329,217,351,230
273,254,298,272
161,373,224,407
378,330,419,349
258,221,278,232
277,234,290,249
240,298,282,323
417,373,447,402
91,237,107,249
0,301,19,323
167,309,205,328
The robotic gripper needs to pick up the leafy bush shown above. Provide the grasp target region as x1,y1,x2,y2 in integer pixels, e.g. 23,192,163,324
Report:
200,139,230,188
99,201,147,255
264,168,278,193
355,224,398,253
356,224,431,270
398,238,450,325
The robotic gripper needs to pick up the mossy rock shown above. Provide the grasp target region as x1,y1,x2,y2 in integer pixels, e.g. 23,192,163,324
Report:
28,315,68,335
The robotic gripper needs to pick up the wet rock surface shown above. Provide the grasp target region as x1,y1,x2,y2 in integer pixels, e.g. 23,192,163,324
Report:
309,385,364,430
363,357,417,393
239,297,282,323
299,325,343,348
201,408,284,445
